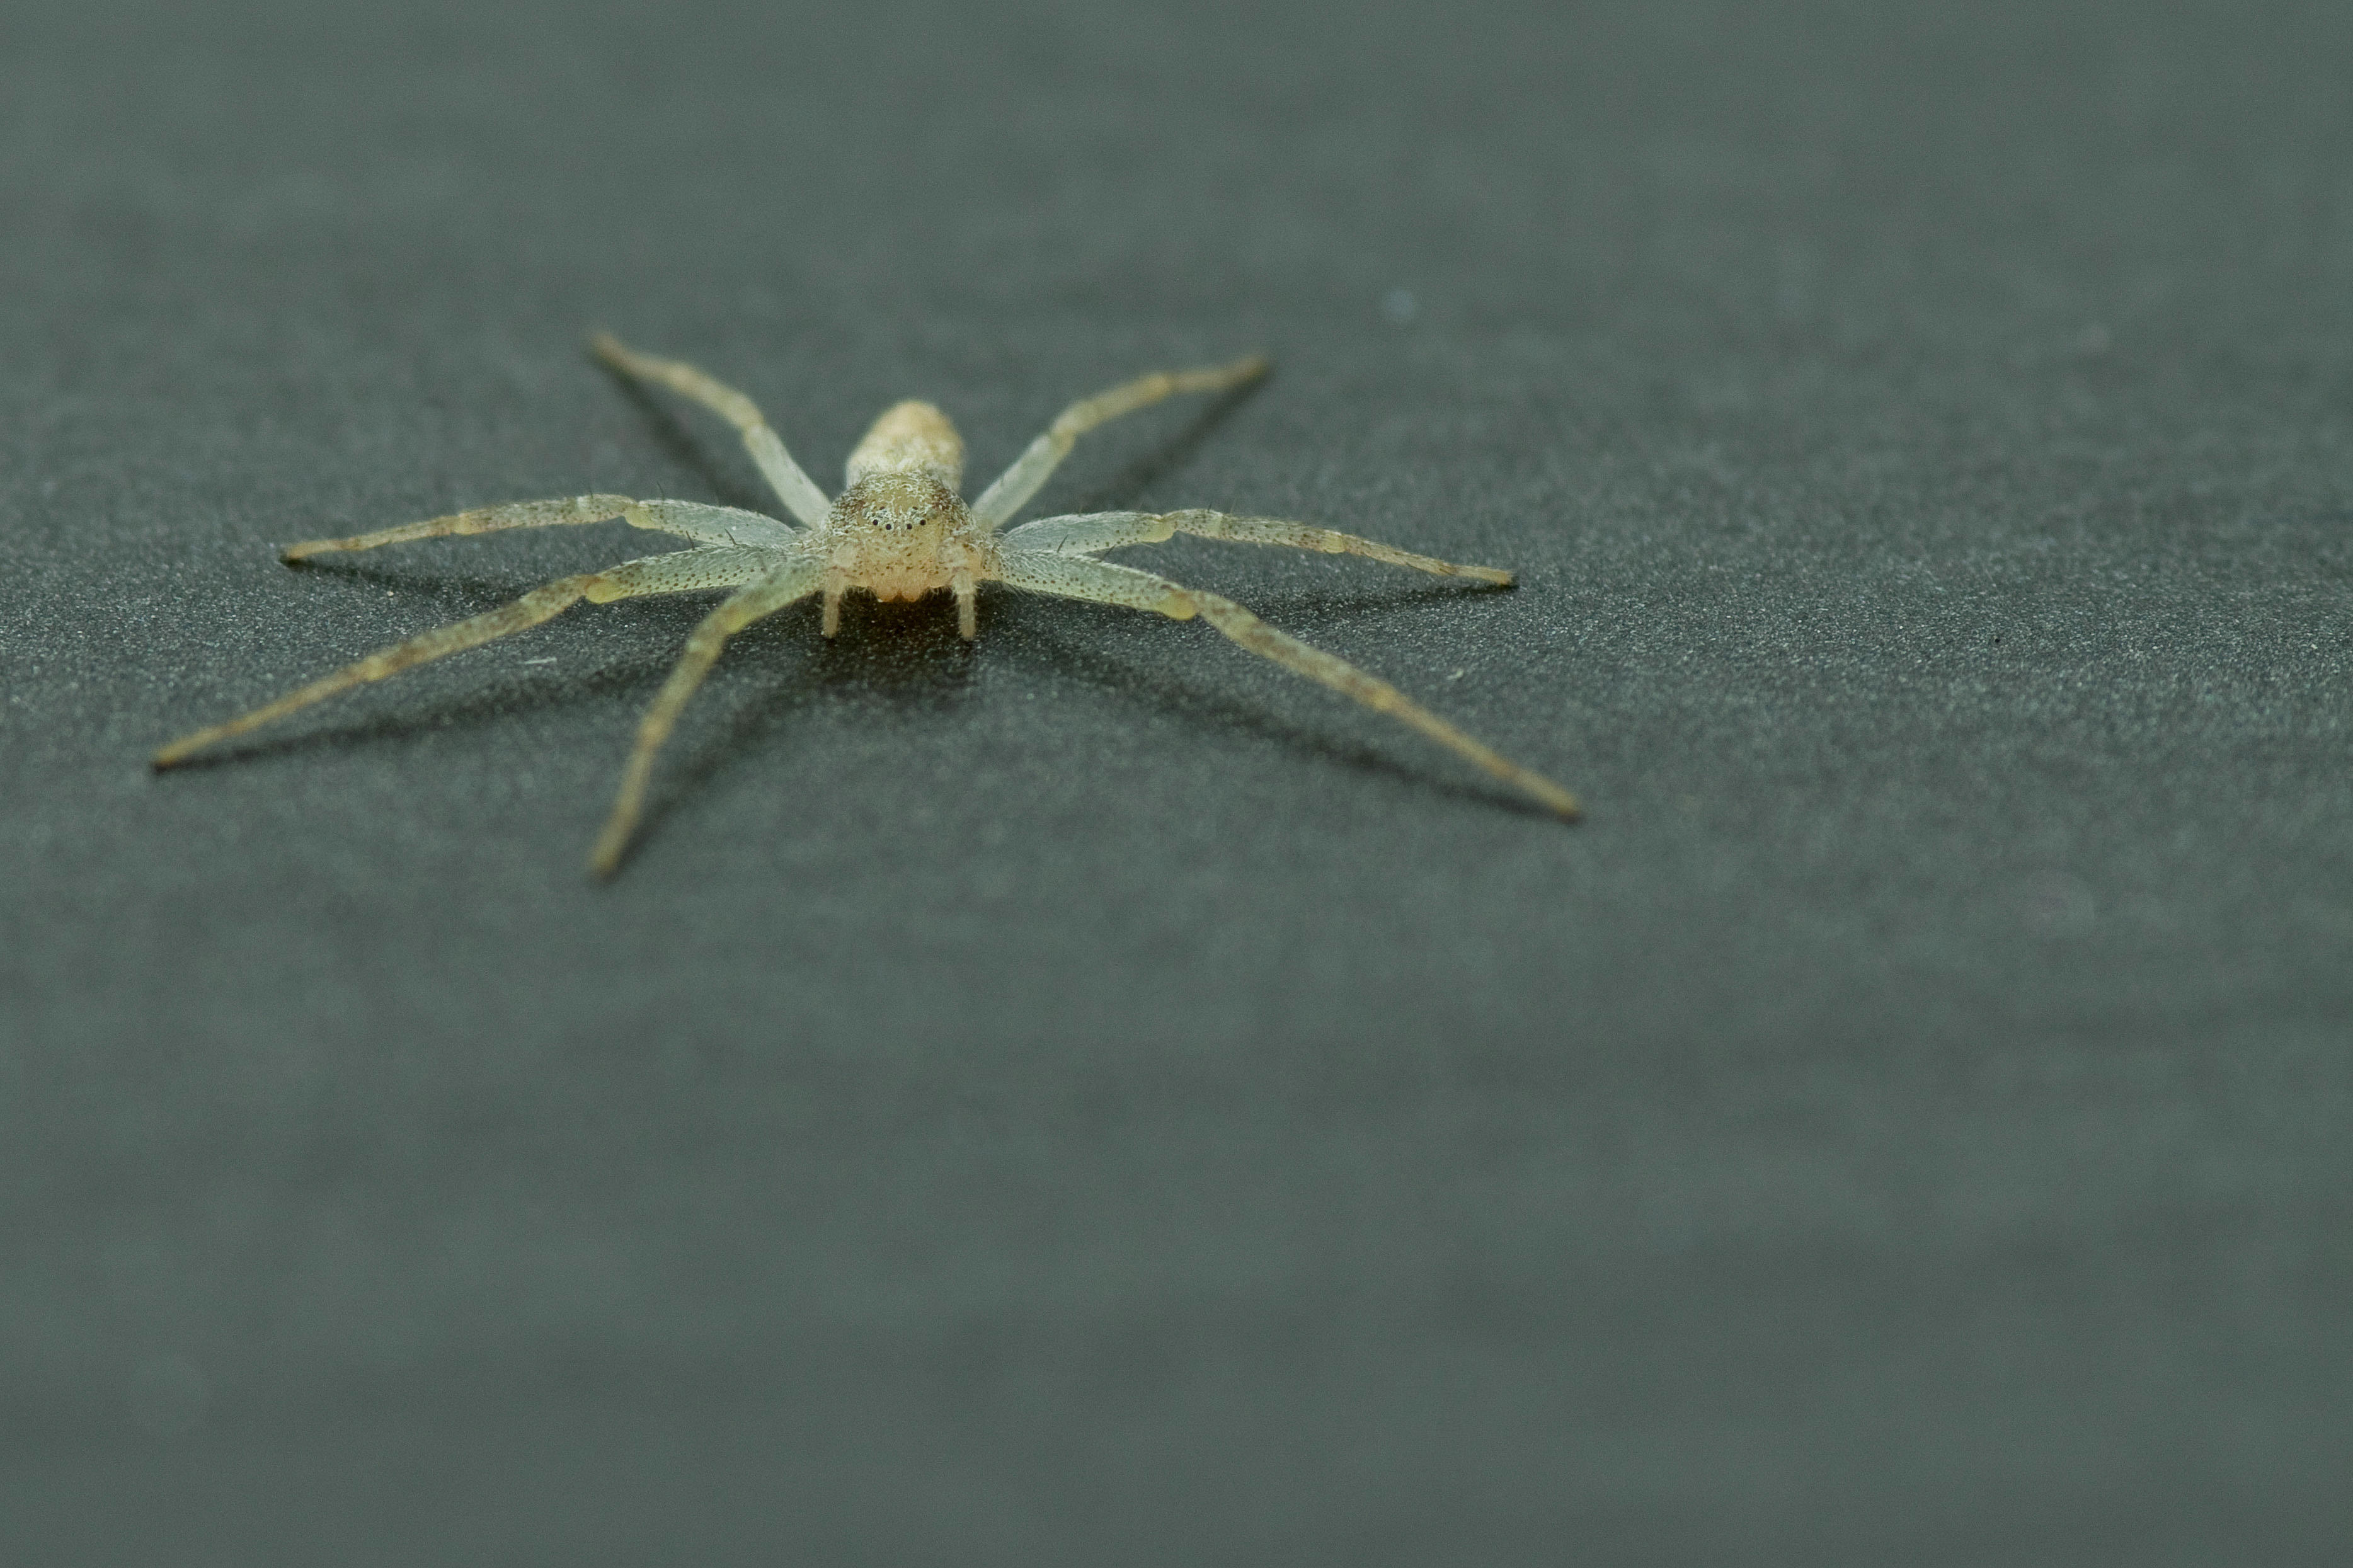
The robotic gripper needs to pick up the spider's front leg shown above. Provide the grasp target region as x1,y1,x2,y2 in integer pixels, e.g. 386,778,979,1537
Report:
1002,510,1514,583
279,495,798,561
151,547,786,768
590,558,825,877
990,552,1577,816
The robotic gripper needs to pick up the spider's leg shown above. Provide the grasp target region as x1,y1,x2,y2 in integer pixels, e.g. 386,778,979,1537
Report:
991,552,1577,816
590,558,825,877
282,496,797,561
968,353,1270,531
1003,509,1514,584
152,547,789,767
590,332,833,529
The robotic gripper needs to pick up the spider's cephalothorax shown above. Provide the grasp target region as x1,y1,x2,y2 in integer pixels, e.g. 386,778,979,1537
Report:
828,470,976,599
833,470,967,547
154,333,1579,876
823,401,988,629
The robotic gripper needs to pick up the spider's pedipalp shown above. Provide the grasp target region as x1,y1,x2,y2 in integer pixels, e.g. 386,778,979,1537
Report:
589,557,825,877
968,353,1270,530
151,548,788,769
591,331,835,529
953,572,978,639
990,551,1577,817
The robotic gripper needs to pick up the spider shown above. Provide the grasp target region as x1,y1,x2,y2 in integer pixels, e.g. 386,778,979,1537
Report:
154,333,1579,874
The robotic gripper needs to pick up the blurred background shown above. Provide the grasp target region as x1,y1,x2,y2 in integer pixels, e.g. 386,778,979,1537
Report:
1,1,2348,1562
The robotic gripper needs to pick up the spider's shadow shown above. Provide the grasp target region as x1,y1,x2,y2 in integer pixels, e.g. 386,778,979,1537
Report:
598,371,776,514
985,589,1555,820
1059,374,1269,515
634,601,983,847
632,580,1554,866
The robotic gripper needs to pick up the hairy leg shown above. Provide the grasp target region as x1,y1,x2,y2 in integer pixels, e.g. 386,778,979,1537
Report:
590,559,827,876
1002,508,1514,583
590,332,834,528
991,552,1577,816
968,353,1270,530
152,547,788,767
282,496,797,561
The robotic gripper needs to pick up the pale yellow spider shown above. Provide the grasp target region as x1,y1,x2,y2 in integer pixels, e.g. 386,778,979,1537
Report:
154,334,1579,874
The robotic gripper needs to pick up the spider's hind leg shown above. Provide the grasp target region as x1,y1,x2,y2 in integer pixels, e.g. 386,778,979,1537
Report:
590,332,834,529
967,353,1270,530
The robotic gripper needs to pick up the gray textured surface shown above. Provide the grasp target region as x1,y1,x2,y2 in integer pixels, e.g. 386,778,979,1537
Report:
3,1,2350,1562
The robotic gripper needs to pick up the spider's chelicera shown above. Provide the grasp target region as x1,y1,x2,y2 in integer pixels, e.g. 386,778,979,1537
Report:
154,334,1579,874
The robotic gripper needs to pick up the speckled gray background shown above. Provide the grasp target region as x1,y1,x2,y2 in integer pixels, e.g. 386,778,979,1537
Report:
2,1,2349,1562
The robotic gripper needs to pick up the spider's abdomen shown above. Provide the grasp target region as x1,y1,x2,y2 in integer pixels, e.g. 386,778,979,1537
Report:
845,399,964,489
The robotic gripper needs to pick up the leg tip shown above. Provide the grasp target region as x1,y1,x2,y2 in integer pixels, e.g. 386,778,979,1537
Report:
151,736,207,769
587,815,635,878
1523,778,1580,818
